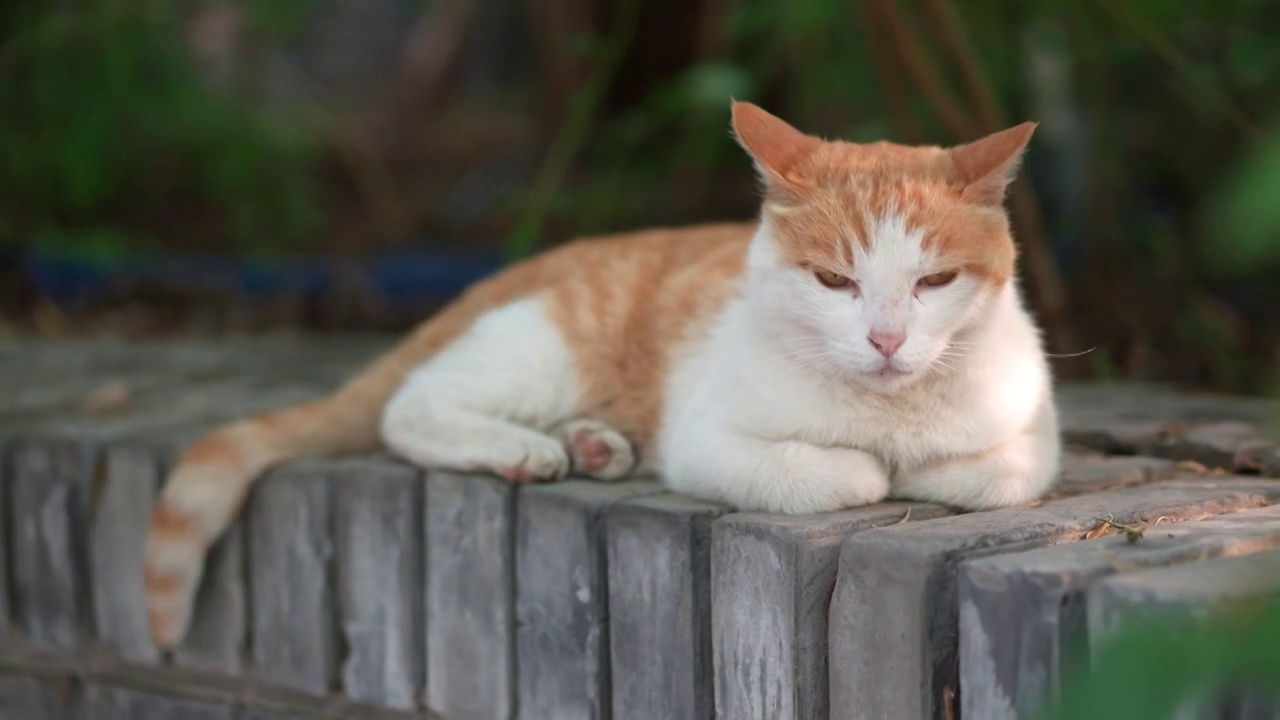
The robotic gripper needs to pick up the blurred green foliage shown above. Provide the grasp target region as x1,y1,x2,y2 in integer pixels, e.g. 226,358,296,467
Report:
2,0,1279,392
1036,596,1280,720
0,0,323,260
550,0,1280,235
1205,120,1280,271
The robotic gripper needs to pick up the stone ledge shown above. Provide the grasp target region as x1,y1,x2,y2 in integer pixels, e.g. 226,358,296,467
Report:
1058,382,1279,473
958,503,1280,720
828,476,1280,720
2,339,1279,720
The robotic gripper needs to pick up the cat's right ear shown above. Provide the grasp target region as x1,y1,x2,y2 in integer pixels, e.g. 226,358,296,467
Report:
730,101,820,188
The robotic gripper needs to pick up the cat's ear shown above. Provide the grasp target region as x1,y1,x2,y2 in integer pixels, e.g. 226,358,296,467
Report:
949,121,1037,208
730,100,820,187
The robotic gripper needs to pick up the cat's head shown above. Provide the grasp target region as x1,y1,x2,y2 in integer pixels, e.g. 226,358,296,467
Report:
731,101,1035,392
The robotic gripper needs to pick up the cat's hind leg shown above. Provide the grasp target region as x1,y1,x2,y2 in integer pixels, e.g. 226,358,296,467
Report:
555,418,638,481
380,296,579,483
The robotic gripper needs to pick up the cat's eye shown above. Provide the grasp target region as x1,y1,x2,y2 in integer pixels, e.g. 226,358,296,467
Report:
814,270,854,289
918,271,958,288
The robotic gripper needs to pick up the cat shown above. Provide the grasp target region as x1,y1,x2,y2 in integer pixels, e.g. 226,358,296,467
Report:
142,101,1060,648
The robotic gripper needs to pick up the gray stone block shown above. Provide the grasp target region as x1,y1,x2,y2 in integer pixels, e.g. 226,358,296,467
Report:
9,439,96,651
249,461,338,695
241,712,310,720
335,458,423,710
516,479,663,720
425,472,517,720
174,518,247,674
958,503,1280,720
1061,417,1175,455
83,684,233,720
241,698,436,720
829,476,1280,720
1052,453,1175,496
708,450,1174,720
606,493,730,720
1057,384,1279,470
1158,421,1276,474
713,501,953,720
0,675,74,720
90,444,162,663
1263,448,1280,477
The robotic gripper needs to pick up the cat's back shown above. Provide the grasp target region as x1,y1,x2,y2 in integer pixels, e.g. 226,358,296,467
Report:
453,221,753,307
538,221,755,285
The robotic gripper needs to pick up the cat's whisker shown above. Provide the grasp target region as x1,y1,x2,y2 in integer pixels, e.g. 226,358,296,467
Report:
767,350,835,366
1044,346,1097,359
763,343,846,366
931,356,962,371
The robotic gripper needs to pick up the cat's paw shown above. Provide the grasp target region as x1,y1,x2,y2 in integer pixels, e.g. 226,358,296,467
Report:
766,444,891,514
496,436,571,484
558,419,637,481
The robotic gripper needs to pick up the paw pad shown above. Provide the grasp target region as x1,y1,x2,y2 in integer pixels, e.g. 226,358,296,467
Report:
569,429,615,474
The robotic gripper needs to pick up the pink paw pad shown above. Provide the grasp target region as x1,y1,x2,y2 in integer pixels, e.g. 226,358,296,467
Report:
569,429,615,475
560,421,635,481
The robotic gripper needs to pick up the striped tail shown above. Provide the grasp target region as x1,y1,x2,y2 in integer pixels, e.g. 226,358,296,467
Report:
142,358,402,648
142,295,493,648
142,234,575,648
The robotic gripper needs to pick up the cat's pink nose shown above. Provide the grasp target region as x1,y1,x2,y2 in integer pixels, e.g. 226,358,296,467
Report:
868,330,906,358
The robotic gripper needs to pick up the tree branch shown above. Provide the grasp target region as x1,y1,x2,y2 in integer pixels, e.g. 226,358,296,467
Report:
858,0,1082,366
868,0,978,139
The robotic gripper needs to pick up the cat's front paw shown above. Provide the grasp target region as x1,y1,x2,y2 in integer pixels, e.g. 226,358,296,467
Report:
497,437,571,483
758,444,891,514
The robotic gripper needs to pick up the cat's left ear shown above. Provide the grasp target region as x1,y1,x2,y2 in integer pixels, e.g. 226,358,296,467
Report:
730,100,821,188
948,121,1037,208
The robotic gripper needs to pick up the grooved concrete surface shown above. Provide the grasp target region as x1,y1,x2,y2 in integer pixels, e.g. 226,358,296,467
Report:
1,338,1278,720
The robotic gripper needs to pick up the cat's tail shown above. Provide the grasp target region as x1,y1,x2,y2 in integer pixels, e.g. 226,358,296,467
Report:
142,296,489,649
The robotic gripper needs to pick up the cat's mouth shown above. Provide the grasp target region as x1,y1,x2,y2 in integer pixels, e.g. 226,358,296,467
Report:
873,363,911,381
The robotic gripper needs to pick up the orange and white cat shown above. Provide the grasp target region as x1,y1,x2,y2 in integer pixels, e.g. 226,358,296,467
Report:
143,101,1060,647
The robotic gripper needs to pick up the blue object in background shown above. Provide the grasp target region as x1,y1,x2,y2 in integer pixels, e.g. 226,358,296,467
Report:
22,241,508,309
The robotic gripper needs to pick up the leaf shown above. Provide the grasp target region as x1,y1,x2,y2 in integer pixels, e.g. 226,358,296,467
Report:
1085,521,1115,540
1176,460,1211,474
